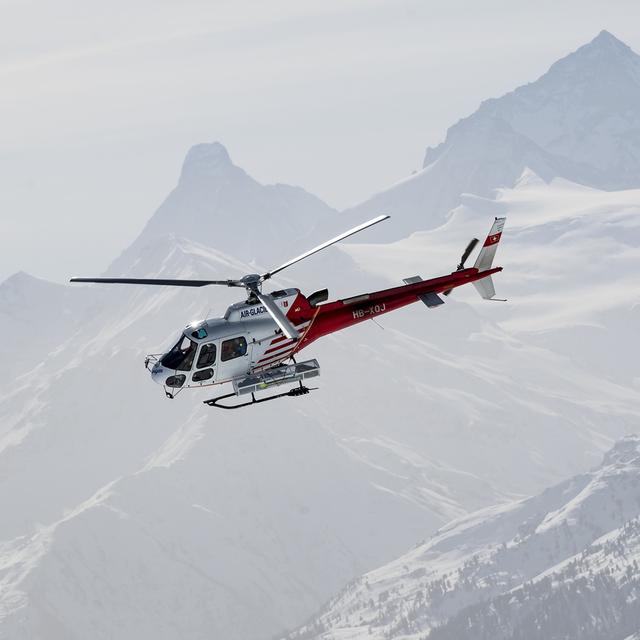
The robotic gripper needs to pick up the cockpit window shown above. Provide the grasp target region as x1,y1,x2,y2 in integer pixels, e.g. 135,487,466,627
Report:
221,336,247,361
196,343,216,368
160,336,197,371
191,327,208,340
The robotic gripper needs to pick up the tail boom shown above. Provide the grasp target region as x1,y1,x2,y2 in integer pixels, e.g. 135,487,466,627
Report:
283,217,506,355
290,266,501,351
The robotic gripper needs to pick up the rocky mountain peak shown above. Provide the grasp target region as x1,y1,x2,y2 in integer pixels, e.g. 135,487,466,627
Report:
178,142,235,184
107,141,337,273
581,29,637,59
601,434,640,467
541,29,640,90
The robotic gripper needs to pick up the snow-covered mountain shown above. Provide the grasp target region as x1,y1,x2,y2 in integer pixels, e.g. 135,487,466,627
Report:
286,436,640,640
1,30,640,640
316,170,640,504
110,141,338,273
348,30,640,238
0,237,441,640
1,164,639,639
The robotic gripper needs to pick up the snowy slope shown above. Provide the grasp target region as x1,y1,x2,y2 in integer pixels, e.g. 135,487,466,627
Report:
286,437,640,640
341,172,640,386
0,272,92,378
347,31,640,238
1,176,639,637
428,518,640,640
0,404,435,640
0,239,442,640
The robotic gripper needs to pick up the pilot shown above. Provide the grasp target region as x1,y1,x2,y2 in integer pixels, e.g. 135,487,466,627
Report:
233,339,245,358
222,338,245,360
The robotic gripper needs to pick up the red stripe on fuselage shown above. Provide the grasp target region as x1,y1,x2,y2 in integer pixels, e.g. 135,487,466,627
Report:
256,349,295,367
258,350,293,364
264,340,296,355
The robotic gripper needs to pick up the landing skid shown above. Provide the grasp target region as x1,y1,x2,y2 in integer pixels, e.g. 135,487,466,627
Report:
203,381,316,410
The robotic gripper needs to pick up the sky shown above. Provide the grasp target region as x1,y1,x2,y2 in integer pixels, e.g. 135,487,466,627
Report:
1,0,639,283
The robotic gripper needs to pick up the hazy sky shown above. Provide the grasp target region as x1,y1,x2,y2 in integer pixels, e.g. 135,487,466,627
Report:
1,0,639,283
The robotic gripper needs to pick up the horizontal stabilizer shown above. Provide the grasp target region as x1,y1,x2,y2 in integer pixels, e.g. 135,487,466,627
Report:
403,276,445,308
419,292,445,308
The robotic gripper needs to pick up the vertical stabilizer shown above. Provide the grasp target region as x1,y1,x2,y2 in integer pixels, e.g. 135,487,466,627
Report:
473,276,497,300
474,217,506,272
473,217,506,300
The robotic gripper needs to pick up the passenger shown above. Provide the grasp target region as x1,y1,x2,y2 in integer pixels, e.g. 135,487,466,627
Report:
221,341,233,360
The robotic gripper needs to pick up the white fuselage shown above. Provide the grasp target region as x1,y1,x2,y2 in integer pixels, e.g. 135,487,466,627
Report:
149,288,309,392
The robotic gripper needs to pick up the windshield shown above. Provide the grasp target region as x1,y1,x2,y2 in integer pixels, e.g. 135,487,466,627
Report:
160,335,197,371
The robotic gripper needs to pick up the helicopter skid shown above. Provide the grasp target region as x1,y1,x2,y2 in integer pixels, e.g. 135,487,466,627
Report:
203,382,314,410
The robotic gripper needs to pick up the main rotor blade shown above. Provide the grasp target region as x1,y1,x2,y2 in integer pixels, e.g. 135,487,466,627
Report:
256,292,300,341
70,277,241,287
262,214,390,280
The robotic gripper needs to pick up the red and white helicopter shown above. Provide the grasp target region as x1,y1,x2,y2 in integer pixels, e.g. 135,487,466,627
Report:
71,215,505,408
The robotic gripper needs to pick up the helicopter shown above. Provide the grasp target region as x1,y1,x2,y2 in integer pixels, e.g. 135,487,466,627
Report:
70,215,506,409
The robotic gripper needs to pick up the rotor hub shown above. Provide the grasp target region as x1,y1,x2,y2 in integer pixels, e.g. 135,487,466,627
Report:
240,274,262,289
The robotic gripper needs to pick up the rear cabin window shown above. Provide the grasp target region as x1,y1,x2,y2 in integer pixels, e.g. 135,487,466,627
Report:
196,343,216,368
221,337,247,361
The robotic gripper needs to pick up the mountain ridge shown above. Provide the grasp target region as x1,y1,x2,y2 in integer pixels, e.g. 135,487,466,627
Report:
1,30,639,640
286,436,640,640
347,30,640,238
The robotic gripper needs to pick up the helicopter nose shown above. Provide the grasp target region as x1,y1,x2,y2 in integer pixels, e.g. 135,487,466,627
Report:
150,362,169,385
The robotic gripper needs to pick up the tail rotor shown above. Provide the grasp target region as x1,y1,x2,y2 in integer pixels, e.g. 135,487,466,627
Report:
443,237,479,296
